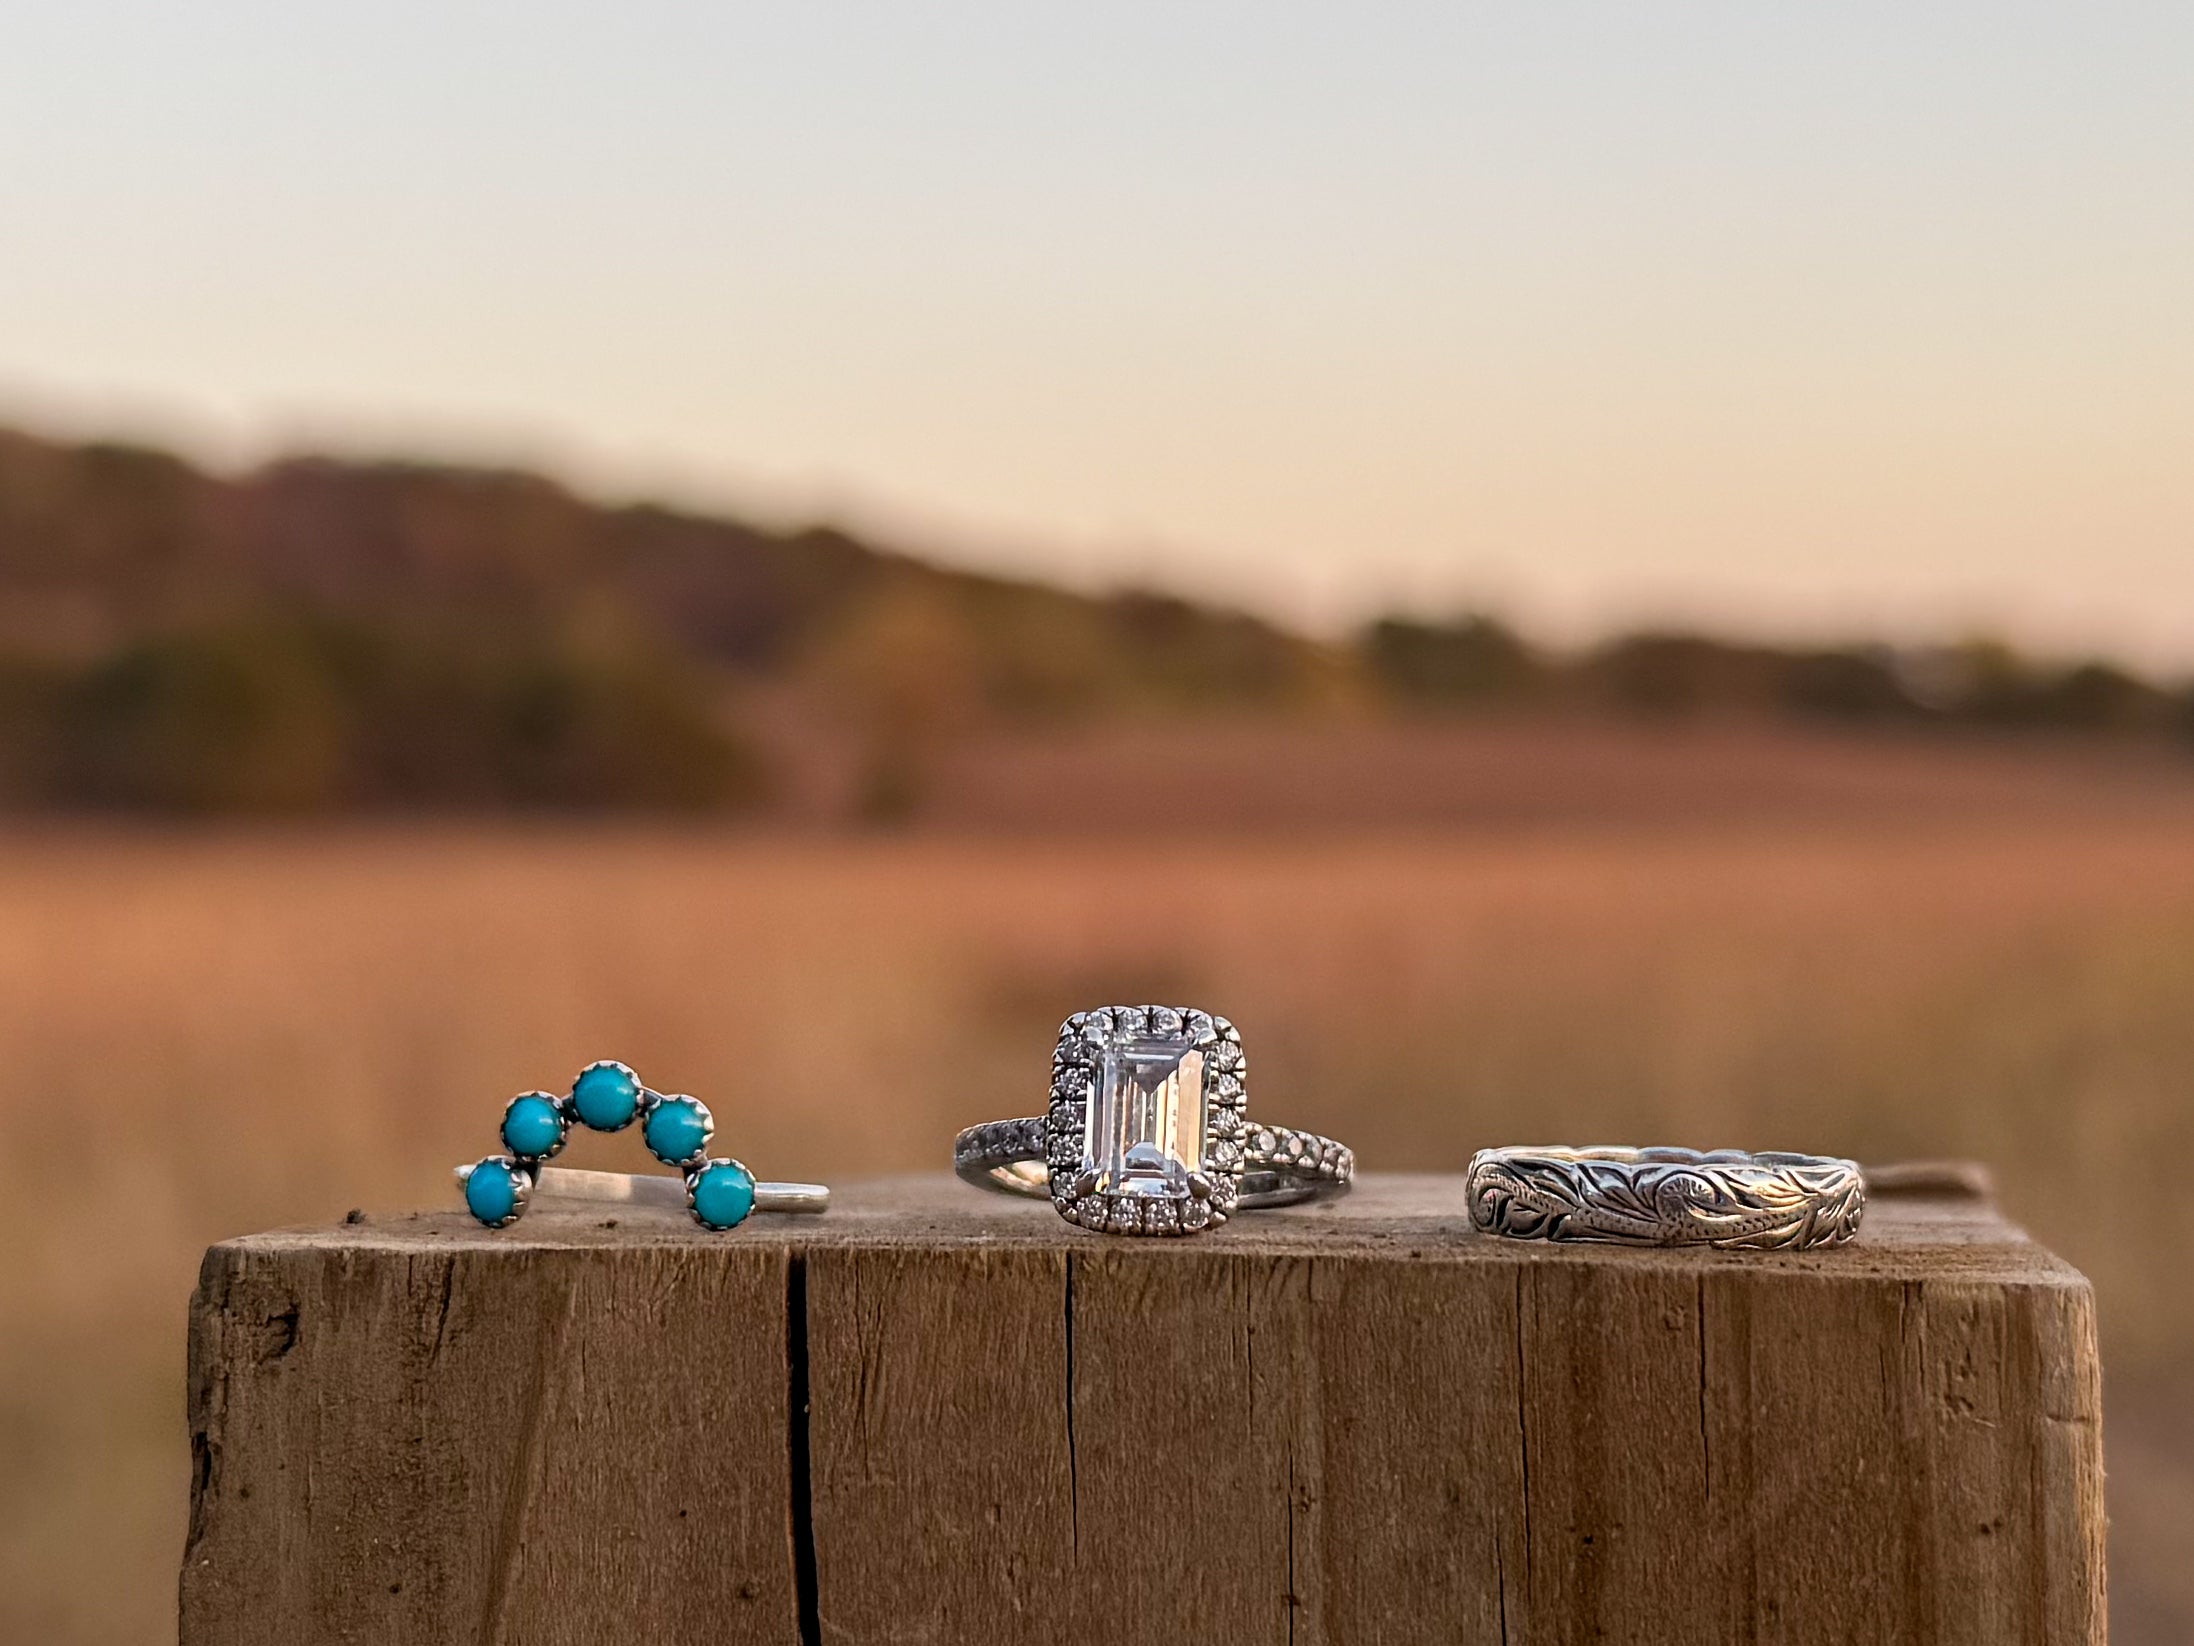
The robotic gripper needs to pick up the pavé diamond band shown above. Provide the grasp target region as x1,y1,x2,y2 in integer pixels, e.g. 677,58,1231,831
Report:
955,1005,1354,1237
1466,1145,1864,1250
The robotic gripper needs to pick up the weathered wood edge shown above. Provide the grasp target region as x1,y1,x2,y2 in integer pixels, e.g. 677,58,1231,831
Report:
198,1172,2085,1279
183,1173,2104,1646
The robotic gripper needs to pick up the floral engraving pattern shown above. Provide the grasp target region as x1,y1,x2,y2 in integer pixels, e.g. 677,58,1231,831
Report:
1467,1146,1865,1250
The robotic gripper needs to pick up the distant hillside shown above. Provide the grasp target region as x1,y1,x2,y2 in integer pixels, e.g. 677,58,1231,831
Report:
0,425,2187,816
0,428,1331,813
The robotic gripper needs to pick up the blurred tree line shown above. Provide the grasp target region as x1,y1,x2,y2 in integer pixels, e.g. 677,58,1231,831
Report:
1363,618,2193,733
0,426,2188,815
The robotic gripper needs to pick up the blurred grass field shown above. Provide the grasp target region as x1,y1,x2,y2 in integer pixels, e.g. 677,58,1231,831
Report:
3,811,2193,1639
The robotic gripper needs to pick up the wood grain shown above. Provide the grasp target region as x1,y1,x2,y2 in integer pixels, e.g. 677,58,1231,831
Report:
181,1174,2103,1645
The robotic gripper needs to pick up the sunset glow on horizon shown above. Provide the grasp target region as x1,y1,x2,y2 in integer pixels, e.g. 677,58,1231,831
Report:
4,3,2190,660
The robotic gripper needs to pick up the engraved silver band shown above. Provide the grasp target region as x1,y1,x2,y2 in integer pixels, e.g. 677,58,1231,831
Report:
954,1118,1354,1210
1466,1145,1864,1250
454,1163,830,1214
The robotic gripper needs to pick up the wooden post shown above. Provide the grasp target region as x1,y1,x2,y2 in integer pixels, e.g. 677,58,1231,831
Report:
181,1175,2103,1645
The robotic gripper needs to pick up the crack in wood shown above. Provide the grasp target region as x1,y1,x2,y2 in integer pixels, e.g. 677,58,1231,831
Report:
1696,1273,1712,1502
1495,1530,1511,1646
1063,1252,1079,1559
787,1254,822,1646
1513,1267,1534,1592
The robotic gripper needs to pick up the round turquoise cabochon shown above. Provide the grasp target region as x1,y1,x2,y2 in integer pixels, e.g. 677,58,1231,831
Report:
644,1097,711,1166
465,1160,520,1224
571,1063,641,1130
501,1094,564,1158
692,1161,756,1230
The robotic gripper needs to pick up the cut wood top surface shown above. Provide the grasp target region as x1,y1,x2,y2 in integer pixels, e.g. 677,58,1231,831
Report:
220,1171,2082,1288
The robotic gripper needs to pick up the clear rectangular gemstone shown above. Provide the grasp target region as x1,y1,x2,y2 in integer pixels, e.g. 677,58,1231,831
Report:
1083,1026,1208,1199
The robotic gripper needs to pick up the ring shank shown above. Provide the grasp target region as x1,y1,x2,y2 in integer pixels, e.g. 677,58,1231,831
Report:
954,1117,1353,1209
969,1158,1054,1199
454,1163,830,1214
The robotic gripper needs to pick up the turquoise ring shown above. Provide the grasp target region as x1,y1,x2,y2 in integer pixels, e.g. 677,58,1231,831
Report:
458,1060,830,1231
456,1160,831,1229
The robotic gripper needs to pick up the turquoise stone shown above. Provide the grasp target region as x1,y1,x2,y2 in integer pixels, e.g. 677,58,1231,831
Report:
501,1094,565,1159
644,1096,711,1166
571,1062,641,1130
691,1160,757,1230
464,1159,520,1225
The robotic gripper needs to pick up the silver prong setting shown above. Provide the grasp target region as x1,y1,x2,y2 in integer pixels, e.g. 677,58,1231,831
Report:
1046,1003,1249,1238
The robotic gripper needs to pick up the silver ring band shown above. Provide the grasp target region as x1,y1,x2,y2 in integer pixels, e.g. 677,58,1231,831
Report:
1466,1145,1864,1249
454,1163,830,1215
955,1117,1353,1210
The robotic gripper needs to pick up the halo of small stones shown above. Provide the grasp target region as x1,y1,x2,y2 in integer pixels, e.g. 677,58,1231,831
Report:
1046,1005,1248,1238
462,1064,733,1230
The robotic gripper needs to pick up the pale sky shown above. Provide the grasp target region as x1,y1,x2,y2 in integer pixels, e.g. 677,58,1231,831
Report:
4,4,2191,660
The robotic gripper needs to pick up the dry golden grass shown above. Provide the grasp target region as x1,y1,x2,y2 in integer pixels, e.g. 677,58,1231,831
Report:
3,818,2192,1640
